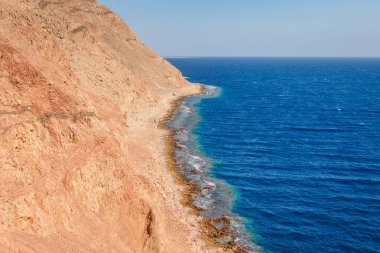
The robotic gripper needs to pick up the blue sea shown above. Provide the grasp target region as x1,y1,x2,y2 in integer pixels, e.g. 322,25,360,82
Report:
166,58,380,253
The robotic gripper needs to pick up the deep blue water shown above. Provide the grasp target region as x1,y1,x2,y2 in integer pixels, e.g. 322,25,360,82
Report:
167,58,380,253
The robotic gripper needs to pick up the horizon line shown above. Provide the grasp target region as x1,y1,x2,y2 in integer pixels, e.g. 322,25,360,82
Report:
164,56,380,59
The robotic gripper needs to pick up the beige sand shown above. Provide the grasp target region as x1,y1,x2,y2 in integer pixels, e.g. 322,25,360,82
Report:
0,0,226,252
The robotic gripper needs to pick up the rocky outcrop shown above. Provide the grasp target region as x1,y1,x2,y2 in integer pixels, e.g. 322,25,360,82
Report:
0,0,214,252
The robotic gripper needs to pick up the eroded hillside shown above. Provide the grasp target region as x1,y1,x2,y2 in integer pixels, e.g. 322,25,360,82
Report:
0,1,211,252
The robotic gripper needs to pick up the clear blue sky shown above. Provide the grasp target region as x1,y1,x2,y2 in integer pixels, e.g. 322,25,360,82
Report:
98,0,380,57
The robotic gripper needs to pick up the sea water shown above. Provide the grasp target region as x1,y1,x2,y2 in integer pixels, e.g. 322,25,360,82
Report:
167,58,380,253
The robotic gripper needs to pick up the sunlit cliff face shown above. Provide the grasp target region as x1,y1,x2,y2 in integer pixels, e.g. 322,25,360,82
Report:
0,1,207,252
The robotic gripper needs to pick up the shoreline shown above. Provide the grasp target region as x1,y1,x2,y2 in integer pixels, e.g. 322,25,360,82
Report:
161,85,254,253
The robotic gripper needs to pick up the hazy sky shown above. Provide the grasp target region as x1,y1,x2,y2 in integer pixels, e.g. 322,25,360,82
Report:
98,0,380,57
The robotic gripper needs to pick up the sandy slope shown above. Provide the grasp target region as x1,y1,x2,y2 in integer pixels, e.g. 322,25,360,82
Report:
0,0,220,252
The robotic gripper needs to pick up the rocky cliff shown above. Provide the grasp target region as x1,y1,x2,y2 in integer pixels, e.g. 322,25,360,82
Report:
0,1,213,252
